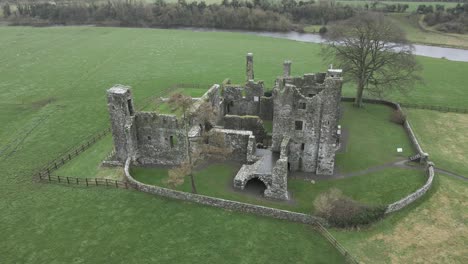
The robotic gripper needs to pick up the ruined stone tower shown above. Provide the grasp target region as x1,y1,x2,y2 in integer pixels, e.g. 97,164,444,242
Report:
107,85,136,162
271,67,343,175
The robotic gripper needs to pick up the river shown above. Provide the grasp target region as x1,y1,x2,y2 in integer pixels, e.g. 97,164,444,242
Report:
185,28,468,62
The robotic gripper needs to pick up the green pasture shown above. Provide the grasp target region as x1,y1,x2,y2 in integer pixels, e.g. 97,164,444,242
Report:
0,26,467,263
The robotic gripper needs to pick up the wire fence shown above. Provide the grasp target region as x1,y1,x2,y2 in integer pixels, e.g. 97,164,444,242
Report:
314,223,360,264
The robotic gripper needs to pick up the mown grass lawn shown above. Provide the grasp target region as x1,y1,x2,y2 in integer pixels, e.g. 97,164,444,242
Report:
1,26,466,263
132,163,426,214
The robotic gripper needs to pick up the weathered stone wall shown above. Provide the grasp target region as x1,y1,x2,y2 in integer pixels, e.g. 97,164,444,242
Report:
210,128,253,162
223,81,264,117
124,158,325,225
134,112,187,166
223,115,267,142
272,73,342,175
385,163,435,213
264,137,290,200
107,85,135,162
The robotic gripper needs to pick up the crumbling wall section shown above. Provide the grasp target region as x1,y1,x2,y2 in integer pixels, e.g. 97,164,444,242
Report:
223,115,267,142
134,112,187,166
210,128,253,162
316,78,343,175
222,81,264,117
265,137,290,200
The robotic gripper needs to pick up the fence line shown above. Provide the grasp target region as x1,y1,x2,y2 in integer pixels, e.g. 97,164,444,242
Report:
399,102,468,113
313,223,359,264
38,173,129,189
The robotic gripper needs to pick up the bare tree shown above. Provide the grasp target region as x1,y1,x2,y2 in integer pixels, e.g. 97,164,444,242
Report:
166,93,231,193
323,12,421,107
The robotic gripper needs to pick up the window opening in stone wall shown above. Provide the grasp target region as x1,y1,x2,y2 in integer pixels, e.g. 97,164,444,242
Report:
295,121,303,130
127,99,134,116
301,143,305,150
170,136,174,148
147,136,151,141
299,102,306,110
308,94,315,97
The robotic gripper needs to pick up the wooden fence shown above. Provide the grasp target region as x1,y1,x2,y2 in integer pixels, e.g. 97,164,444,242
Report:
314,223,360,264
39,173,129,189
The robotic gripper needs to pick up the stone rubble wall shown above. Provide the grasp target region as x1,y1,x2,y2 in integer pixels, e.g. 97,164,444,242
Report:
385,163,435,214
124,158,325,225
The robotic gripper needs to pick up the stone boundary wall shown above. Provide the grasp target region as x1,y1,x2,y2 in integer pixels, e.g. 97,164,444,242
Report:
123,158,325,225
386,164,435,213
341,97,435,214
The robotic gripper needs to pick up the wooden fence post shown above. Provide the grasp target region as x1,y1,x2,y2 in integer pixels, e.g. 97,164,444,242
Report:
58,176,61,183
85,178,88,187
95,178,98,186
115,180,118,188
66,177,70,184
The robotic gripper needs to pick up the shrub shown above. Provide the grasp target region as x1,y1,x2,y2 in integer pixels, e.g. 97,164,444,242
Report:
314,189,386,228
390,110,406,125
318,26,327,35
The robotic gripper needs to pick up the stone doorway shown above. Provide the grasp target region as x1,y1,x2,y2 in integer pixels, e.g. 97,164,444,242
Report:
244,177,267,196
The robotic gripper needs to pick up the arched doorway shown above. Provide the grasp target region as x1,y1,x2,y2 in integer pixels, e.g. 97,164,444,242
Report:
244,177,267,196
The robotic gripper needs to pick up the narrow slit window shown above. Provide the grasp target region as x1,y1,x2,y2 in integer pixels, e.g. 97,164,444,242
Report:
301,143,305,151
295,121,303,130
170,136,174,148
127,99,134,116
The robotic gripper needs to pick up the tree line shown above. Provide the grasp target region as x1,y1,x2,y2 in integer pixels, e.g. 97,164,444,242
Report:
1,0,355,31
419,3,468,33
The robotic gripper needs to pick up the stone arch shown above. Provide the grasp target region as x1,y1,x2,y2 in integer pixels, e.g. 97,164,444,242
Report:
244,177,267,195
239,174,272,197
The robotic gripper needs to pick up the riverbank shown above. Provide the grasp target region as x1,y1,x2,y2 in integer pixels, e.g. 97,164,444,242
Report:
303,13,468,50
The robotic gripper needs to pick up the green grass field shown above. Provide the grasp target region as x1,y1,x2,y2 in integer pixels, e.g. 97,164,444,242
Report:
133,163,426,213
1,26,467,263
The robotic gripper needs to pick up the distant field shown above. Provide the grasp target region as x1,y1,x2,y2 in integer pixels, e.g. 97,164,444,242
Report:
406,108,468,177
337,0,460,11
1,26,467,263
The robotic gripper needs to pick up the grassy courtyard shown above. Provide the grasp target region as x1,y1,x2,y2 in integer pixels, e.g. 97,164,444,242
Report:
131,163,426,213
1,26,467,263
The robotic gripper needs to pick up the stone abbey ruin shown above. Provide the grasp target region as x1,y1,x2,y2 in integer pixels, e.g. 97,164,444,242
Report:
106,53,343,200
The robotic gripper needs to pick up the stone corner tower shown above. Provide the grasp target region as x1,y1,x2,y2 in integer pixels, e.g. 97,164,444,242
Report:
107,85,135,162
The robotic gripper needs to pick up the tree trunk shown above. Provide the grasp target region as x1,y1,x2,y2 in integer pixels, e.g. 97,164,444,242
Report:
354,81,365,107
189,173,197,194
183,112,197,194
